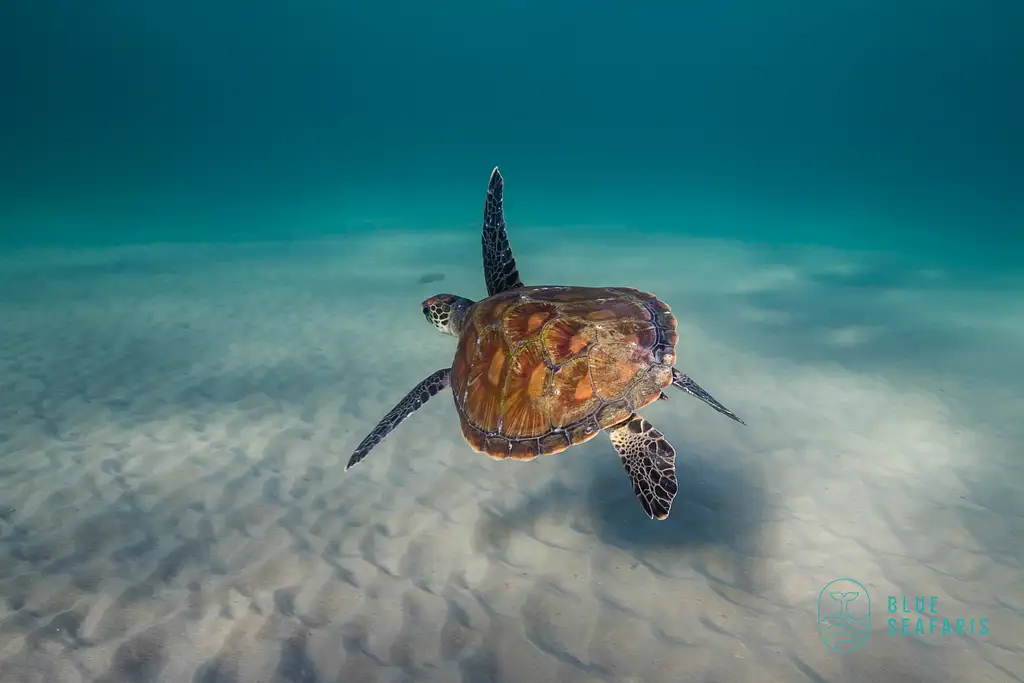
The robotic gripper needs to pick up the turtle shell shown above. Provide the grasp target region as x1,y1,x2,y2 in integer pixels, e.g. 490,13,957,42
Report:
451,285,679,460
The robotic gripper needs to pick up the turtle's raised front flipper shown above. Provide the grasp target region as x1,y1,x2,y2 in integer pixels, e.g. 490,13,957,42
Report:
671,369,745,425
345,368,452,470
607,414,678,520
482,167,525,296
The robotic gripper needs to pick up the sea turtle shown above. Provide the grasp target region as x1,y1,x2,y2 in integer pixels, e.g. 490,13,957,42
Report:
346,168,745,519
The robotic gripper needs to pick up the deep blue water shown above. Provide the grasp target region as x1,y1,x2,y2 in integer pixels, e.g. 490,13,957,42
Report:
1,1,1021,265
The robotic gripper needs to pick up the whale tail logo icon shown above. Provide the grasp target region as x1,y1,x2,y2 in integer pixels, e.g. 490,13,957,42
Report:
830,591,859,616
818,579,871,653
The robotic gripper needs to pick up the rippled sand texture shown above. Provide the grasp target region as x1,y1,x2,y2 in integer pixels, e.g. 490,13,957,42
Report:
0,232,1021,683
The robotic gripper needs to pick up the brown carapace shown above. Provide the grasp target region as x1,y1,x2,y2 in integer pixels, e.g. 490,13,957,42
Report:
346,167,745,521
453,286,677,461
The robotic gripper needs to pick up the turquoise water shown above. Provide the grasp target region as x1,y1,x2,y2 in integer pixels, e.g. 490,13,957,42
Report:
2,3,1023,683
3,2,1021,258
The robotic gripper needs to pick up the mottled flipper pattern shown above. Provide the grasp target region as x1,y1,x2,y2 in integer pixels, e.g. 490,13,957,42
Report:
482,167,525,296
346,368,452,470
672,368,745,425
607,414,678,520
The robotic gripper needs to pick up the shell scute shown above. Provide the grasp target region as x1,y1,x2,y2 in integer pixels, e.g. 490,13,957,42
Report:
607,318,658,349
538,431,572,454
566,418,602,445
542,317,595,364
462,325,507,432
563,296,648,323
546,288,603,303
502,341,550,438
474,295,520,328
588,342,645,400
548,357,599,428
508,440,539,461
596,400,633,428
504,301,559,345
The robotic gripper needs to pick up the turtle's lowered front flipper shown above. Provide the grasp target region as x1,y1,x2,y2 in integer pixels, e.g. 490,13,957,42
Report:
671,369,745,425
607,414,678,520
346,368,452,470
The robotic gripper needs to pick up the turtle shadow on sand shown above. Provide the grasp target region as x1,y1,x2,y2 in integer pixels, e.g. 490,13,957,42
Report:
581,442,769,555
473,435,772,593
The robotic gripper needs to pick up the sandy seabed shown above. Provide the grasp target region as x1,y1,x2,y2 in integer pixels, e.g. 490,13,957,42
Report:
0,229,1021,683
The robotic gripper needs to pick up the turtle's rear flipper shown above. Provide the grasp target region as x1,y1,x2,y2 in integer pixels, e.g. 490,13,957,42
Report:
482,167,525,296
345,368,452,470
671,369,745,425
607,414,678,520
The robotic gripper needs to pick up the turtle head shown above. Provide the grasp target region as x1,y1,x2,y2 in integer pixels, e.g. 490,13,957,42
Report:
422,294,474,336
